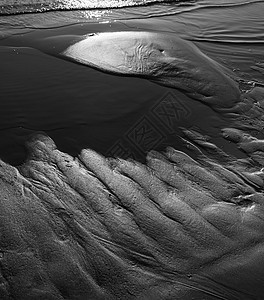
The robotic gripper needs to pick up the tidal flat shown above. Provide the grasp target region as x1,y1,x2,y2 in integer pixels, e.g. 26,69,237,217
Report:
0,0,264,299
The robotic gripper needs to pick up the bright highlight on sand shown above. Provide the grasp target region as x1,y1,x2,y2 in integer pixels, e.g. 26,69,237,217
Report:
62,31,240,108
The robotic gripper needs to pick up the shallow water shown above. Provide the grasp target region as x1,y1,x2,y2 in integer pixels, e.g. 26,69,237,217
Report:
0,0,263,165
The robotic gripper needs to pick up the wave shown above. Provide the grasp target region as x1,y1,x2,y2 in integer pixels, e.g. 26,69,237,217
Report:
0,0,185,16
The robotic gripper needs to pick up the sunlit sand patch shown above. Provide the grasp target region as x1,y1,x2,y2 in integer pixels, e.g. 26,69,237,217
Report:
60,31,241,109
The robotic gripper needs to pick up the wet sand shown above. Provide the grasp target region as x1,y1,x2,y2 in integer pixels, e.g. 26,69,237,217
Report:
0,1,264,299
1,17,263,166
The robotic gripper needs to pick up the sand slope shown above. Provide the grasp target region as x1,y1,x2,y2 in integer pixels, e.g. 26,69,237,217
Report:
62,31,240,109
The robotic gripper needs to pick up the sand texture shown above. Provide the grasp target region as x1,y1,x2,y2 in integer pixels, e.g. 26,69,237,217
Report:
0,3,264,298
0,113,264,299
62,31,240,109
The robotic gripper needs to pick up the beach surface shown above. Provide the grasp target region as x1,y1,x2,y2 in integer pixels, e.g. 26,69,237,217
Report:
0,0,264,299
